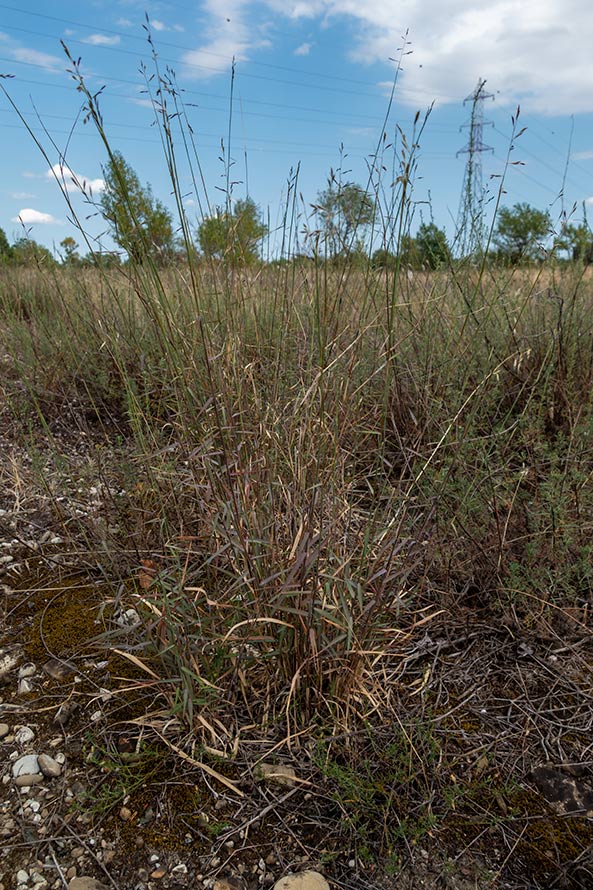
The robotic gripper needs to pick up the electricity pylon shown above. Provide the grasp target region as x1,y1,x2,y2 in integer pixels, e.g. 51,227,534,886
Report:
456,79,494,258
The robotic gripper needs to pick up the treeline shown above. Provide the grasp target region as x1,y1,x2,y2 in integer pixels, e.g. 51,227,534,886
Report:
2,150,592,268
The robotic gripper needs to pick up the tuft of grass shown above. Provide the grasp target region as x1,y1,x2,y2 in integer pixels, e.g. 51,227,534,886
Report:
2,30,593,761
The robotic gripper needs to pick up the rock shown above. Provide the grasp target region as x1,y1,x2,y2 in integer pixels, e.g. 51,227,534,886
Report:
42,658,75,681
12,754,39,777
0,647,21,679
257,763,297,787
0,723,9,739
117,608,140,627
15,726,35,745
18,663,37,679
68,880,109,890
16,870,29,884
53,701,79,726
37,754,62,778
273,874,329,890
531,764,593,817
119,806,132,821
214,879,244,890
15,773,44,787
150,870,166,880
18,679,33,695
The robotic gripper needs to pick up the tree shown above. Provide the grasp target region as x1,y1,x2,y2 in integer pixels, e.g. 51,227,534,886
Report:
558,222,593,263
60,237,81,266
0,228,13,263
11,238,55,267
372,248,397,270
493,203,551,264
100,151,175,264
416,222,451,269
197,198,267,266
315,181,375,257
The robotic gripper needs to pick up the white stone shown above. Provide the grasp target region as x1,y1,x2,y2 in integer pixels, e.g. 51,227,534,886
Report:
0,649,21,677
15,726,35,745
12,754,39,777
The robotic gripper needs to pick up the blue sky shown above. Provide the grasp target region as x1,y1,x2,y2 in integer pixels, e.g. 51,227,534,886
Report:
1,0,593,256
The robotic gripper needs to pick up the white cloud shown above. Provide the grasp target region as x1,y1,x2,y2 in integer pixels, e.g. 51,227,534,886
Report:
116,18,133,28
586,196,593,205
83,34,121,47
11,192,36,200
10,47,62,72
12,208,59,225
181,0,255,78
46,164,105,195
573,150,593,161
294,41,312,56
129,97,155,109
259,0,593,115
148,18,184,32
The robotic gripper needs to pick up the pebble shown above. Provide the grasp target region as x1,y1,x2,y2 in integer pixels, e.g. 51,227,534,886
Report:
15,774,44,787
273,874,329,890
15,726,36,745
18,679,33,695
53,701,78,726
68,880,109,890
37,754,62,778
16,870,29,884
18,664,37,679
117,608,140,627
42,659,75,681
0,649,21,677
12,754,40,777
0,723,9,739
119,806,132,821
256,763,297,788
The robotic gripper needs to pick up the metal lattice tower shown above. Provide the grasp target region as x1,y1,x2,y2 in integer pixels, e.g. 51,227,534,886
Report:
456,79,494,258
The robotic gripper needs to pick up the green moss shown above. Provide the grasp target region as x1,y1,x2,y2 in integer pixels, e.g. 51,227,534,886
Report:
16,575,111,661
440,783,593,882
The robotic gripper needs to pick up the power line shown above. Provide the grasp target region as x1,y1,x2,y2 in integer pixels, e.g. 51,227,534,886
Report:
0,68,458,133
0,11,465,104
0,3,394,90
493,126,592,196
0,115,452,162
